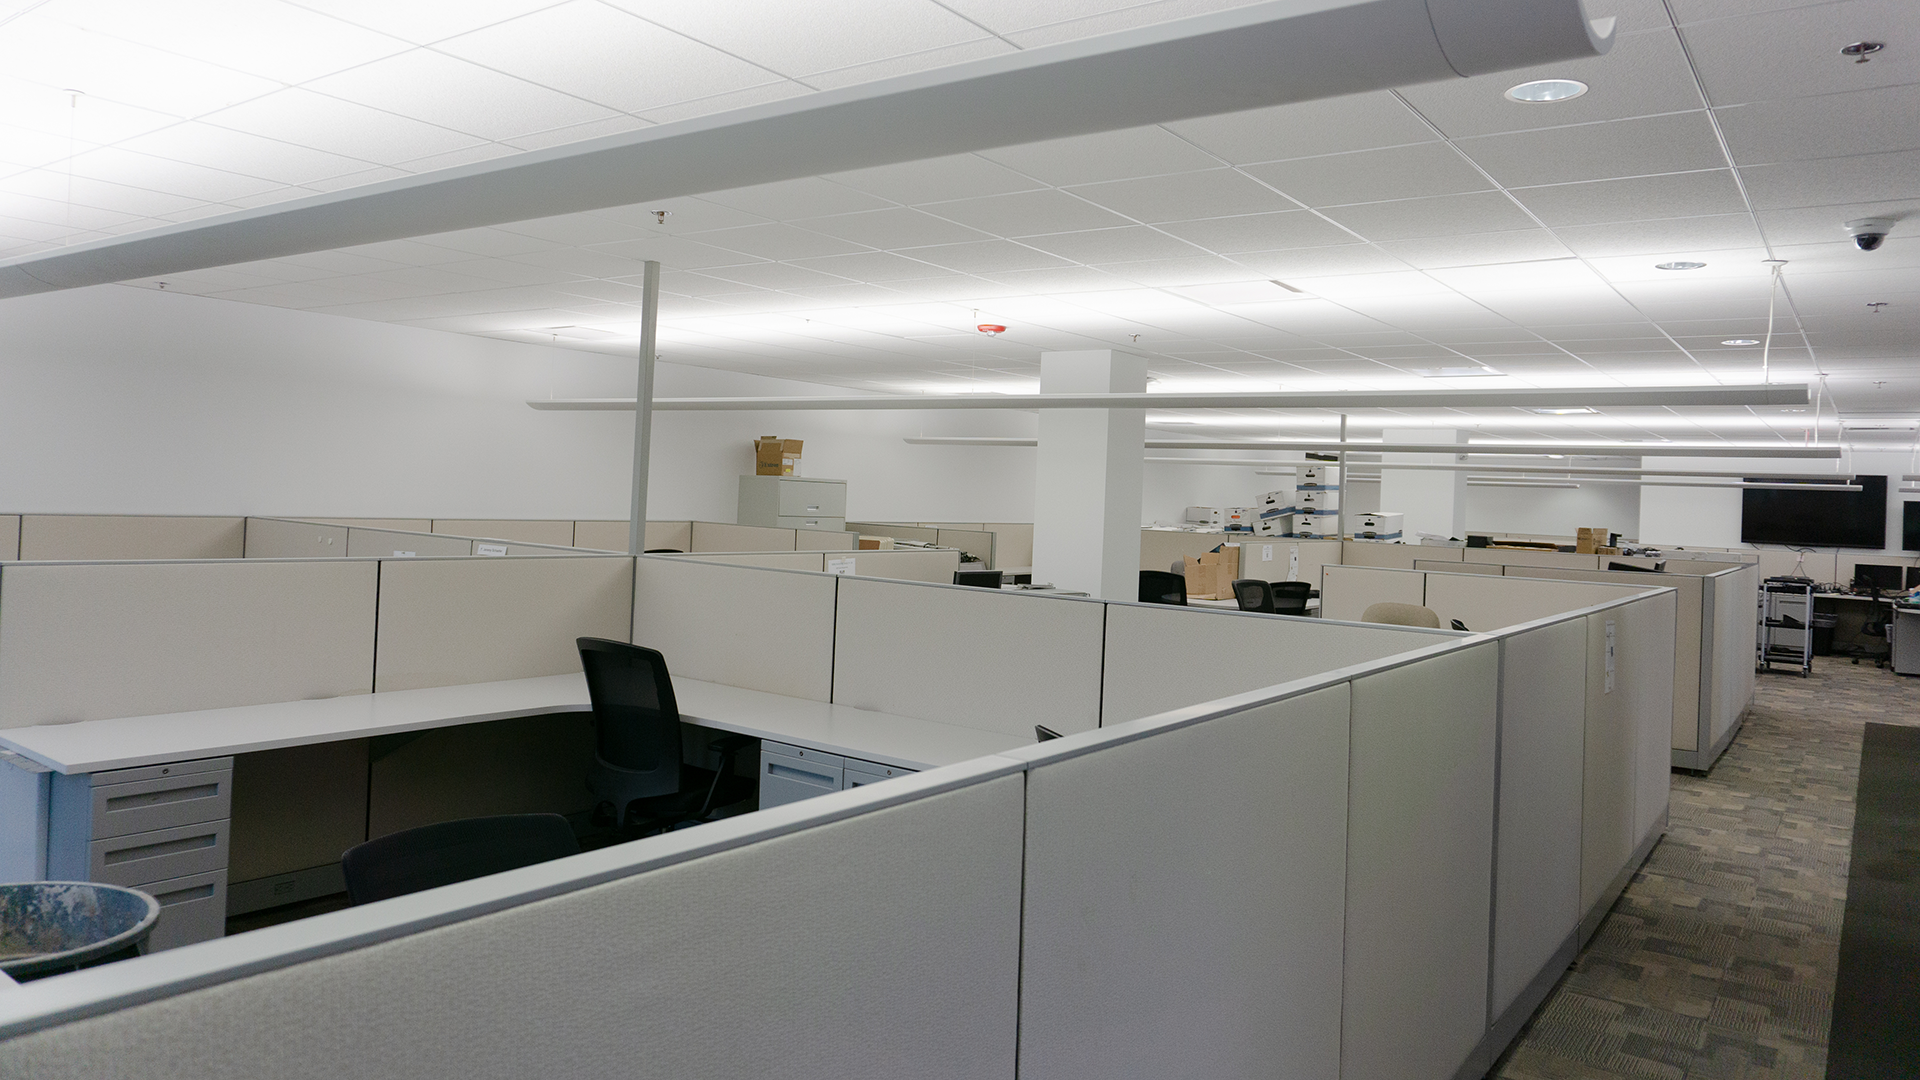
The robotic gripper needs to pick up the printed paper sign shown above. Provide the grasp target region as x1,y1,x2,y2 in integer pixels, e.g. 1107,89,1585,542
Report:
1288,545,1300,581
1262,545,1274,562
826,557,855,576
392,550,416,558
475,544,508,557
1604,620,1617,693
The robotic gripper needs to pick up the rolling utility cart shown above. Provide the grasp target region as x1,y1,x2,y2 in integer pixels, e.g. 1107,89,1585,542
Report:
1758,576,1815,677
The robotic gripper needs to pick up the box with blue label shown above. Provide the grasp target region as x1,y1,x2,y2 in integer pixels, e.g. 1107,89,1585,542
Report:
1254,514,1293,536
1352,512,1403,540
1297,466,1339,490
1295,488,1340,512
1293,512,1340,538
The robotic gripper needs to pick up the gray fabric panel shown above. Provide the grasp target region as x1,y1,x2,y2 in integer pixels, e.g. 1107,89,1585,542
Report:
0,774,1026,1080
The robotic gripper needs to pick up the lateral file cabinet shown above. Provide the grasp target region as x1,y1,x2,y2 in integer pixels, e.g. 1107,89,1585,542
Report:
737,475,848,531
47,757,232,951
758,741,913,809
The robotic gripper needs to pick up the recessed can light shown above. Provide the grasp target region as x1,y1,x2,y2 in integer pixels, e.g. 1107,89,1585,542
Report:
1656,261,1706,270
1505,79,1588,103
1721,339,1760,346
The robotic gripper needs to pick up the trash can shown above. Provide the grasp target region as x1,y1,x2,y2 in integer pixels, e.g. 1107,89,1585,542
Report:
1812,613,1838,657
0,882,160,983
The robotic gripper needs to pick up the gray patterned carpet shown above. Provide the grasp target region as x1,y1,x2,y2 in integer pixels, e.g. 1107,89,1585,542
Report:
1495,658,1920,1079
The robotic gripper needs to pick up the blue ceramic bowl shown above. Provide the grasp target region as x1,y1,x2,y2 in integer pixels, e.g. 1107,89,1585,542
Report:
0,882,161,981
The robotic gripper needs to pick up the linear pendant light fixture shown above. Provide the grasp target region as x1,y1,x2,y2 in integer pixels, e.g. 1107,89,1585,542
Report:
911,436,1842,459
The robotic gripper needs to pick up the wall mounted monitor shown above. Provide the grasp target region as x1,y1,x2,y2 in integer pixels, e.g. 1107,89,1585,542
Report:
1741,475,1887,549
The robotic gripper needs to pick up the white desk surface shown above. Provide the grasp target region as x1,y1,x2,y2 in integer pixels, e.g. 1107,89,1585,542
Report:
1188,596,1321,612
0,674,1025,776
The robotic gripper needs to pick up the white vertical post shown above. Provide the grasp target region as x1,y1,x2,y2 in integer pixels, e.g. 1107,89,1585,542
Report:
1380,427,1468,540
628,260,660,556
1335,413,1347,542
1032,350,1147,599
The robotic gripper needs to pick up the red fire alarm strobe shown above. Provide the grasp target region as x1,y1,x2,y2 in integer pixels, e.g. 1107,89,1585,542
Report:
977,323,1007,335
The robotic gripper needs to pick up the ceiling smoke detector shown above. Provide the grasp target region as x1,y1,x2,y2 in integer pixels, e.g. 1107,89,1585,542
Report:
1840,41,1884,62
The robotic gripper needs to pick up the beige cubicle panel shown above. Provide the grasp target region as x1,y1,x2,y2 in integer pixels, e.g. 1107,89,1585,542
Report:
373,556,634,692
839,548,961,583
633,556,837,702
571,520,694,553
1343,642,1498,1080
795,527,857,551
1579,592,1677,925
848,522,940,544
1705,565,1758,757
690,521,797,552
309,518,433,533
491,542,584,557
18,515,246,561
1463,548,1601,571
1424,572,1645,633
668,551,824,572
1138,529,1234,573
1319,564,1425,623
934,529,995,568
431,520,575,547
243,517,348,558
1418,558,1498,574
1100,603,1442,724
0,764,1029,1080
0,515,18,560
1342,541,1455,569
1017,684,1350,1080
983,523,1033,569
345,527,473,559
0,560,377,726
832,579,1104,737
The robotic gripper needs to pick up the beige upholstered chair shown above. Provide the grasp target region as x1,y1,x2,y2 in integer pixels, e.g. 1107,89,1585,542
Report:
1360,601,1442,628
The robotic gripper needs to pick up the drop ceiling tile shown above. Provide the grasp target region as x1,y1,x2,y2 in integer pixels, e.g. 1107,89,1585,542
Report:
986,0,1276,44
1090,255,1272,287
1456,111,1726,190
829,153,1045,204
792,207,990,248
1245,143,1493,207
695,262,861,290
435,1,782,115
412,226,558,258
0,76,183,145
679,222,866,261
1232,246,1412,278
1374,229,1573,268
1679,0,1917,106
972,266,1133,293
1717,84,1920,167
0,15,283,118
280,0,561,43
61,149,277,205
804,38,1021,90
202,89,486,164
304,49,621,142
979,125,1225,186
112,123,378,188
1319,191,1538,240
1067,168,1298,222
1397,30,1702,139
49,0,412,83
607,0,990,79
507,247,653,277
435,258,585,287
1155,210,1359,254
1740,150,1920,211
1165,91,1436,165
789,250,956,282
1017,226,1209,264
1513,170,1745,227
500,115,655,151
898,239,1069,274
635,81,817,125
925,189,1134,236
492,212,646,246
698,177,893,220
1551,213,1764,258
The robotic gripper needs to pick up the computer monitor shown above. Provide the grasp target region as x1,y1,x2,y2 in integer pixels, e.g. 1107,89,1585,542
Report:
1608,561,1661,573
1853,563,1903,593
953,569,1003,589
1908,566,1920,591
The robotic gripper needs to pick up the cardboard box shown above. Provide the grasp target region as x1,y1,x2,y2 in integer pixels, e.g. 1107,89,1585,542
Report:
1294,512,1340,539
1297,466,1339,490
1353,511,1403,540
1259,490,1296,515
1222,507,1256,530
856,535,895,550
754,436,804,476
1254,515,1293,536
1182,546,1239,600
1295,488,1340,511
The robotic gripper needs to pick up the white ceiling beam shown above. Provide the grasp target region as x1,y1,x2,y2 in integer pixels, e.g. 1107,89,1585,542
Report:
529,383,1806,412
0,0,1610,298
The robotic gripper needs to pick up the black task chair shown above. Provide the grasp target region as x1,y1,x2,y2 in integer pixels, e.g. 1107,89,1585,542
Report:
643,548,685,554
1231,579,1275,613
1139,570,1188,606
954,569,1004,588
1270,581,1313,616
341,813,580,905
578,638,755,831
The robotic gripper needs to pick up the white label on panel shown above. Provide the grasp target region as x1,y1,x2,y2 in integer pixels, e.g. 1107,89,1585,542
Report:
1262,544,1273,562
826,557,855,575
392,550,416,558
1288,545,1300,581
475,544,507,557
1604,620,1617,693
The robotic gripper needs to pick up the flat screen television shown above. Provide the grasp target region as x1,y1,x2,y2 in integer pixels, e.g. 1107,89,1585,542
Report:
1905,502,1920,551
1740,475,1886,548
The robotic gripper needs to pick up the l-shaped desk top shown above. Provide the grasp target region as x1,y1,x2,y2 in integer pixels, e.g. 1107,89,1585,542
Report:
0,674,1027,776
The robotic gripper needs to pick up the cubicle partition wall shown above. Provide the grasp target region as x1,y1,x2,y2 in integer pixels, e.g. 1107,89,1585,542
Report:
14,516,247,561
654,548,962,583
428,520,575,547
242,517,348,559
1139,531,1342,586
0,516,19,561
1342,541,1463,569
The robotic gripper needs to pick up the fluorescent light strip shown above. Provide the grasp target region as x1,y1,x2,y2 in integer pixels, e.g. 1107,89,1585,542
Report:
914,436,1843,459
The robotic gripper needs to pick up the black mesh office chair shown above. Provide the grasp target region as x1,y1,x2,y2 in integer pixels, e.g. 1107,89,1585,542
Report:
954,569,1003,588
1270,581,1312,616
1231,579,1274,613
578,638,754,831
1139,570,1187,606
341,813,580,905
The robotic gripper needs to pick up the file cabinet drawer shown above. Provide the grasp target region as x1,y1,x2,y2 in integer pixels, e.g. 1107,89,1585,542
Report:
89,768,233,839
842,759,913,789
777,482,847,518
144,869,227,952
89,820,229,887
760,742,844,810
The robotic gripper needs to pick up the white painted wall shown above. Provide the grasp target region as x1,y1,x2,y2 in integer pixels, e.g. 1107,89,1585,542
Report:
1638,452,1913,554
1466,477,1642,540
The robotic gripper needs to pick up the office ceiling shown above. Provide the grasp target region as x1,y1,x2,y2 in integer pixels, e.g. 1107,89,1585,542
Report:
3,0,1917,448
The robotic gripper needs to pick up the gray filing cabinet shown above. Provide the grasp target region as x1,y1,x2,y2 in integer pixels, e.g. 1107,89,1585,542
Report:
46,757,232,951
759,741,913,810
737,475,847,532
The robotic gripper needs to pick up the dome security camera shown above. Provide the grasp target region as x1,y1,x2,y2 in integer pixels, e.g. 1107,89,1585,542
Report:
1845,218,1894,251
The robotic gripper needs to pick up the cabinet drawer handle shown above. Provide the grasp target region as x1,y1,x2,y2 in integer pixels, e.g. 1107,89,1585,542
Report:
106,783,219,812
103,833,217,865
766,762,835,787
153,882,216,905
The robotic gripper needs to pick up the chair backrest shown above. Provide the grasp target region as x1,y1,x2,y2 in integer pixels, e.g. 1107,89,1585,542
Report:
1231,578,1274,613
1360,602,1442,628
578,637,682,772
954,569,1003,588
1139,570,1187,606
341,813,580,905
1269,580,1312,616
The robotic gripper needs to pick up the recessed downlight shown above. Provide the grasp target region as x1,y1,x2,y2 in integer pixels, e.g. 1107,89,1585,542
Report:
1656,261,1707,270
1505,79,1588,103
1528,407,1598,415
1721,339,1761,346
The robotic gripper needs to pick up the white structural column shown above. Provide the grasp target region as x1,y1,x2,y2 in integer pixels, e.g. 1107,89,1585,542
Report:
1032,351,1148,599
1380,428,1469,540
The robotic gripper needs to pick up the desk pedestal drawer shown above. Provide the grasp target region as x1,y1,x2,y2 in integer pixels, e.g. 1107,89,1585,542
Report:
760,743,843,810
144,869,227,951
843,759,912,789
88,769,233,839
84,820,230,888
